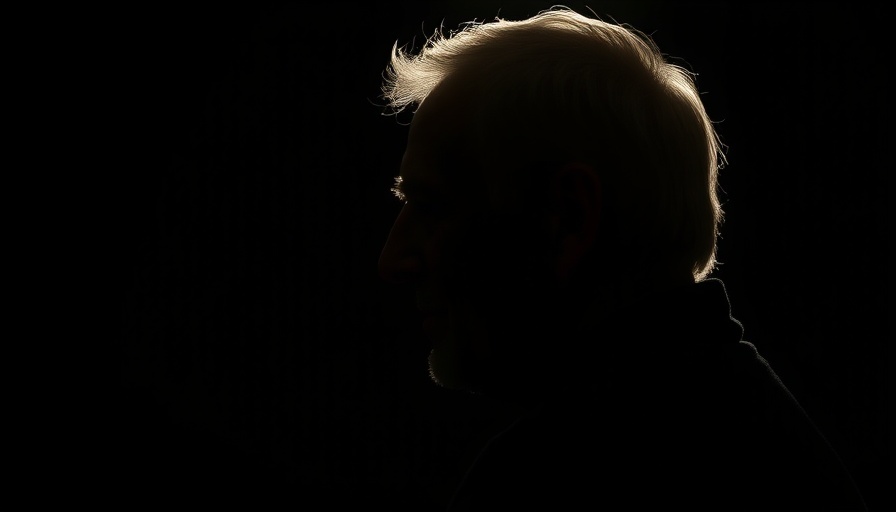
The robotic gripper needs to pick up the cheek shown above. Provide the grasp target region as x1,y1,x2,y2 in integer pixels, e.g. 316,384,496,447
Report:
420,214,478,274
420,224,454,278
439,218,549,298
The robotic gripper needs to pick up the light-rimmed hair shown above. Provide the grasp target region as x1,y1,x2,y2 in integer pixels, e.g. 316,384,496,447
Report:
381,6,727,282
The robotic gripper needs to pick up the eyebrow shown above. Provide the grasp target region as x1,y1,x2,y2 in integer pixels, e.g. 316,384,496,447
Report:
390,175,407,201
390,175,447,202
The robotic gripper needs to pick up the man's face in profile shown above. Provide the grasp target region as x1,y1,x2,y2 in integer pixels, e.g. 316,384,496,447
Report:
378,80,557,394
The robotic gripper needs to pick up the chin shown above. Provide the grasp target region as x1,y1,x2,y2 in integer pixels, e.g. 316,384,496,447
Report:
427,334,489,392
430,332,519,396
427,345,468,390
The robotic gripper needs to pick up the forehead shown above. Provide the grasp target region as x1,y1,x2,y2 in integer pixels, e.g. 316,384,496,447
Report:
399,79,482,197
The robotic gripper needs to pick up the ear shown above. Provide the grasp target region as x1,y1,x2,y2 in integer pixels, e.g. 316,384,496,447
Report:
548,162,602,281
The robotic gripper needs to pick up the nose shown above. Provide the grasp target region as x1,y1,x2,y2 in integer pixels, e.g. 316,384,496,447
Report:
378,204,423,285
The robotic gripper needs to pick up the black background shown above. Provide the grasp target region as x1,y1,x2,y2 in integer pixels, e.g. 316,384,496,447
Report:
112,2,889,509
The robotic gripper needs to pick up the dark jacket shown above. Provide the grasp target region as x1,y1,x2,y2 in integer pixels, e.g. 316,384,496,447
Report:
447,279,867,511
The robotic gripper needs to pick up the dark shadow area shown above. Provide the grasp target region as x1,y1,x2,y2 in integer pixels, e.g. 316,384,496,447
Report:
111,2,889,509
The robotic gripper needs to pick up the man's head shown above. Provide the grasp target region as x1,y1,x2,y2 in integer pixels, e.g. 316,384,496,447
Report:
377,7,726,396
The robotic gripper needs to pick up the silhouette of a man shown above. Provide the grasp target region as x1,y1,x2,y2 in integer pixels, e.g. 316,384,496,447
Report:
377,7,867,511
